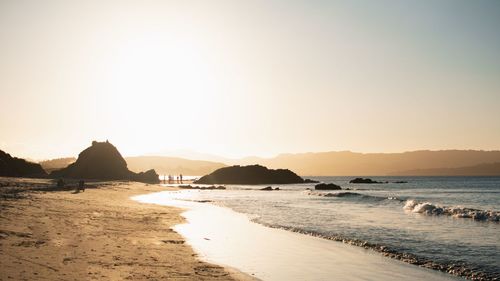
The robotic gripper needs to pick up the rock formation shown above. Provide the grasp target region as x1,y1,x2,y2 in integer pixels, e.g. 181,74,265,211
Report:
50,141,159,183
194,164,308,185
315,183,342,190
0,150,47,178
349,178,383,184
260,186,280,191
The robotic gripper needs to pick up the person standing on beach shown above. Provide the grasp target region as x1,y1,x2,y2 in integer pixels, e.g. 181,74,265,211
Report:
78,180,85,192
180,174,183,184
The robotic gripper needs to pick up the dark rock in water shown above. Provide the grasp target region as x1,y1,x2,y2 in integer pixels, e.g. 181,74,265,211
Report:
50,141,159,183
393,181,408,184
333,192,360,197
194,165,307,185
260,186,280,191
304,178,319,183
349,178,383,184
0,150,47,178
178,185,225,190
315,183,342,190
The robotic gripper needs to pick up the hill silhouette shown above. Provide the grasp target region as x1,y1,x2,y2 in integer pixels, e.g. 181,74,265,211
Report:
34,149,500,177
0,150,47,178
230,150,500,176
39,157,76,173
390,162,500,176
194,164,308,184
50,141,159,183
125,156,226,176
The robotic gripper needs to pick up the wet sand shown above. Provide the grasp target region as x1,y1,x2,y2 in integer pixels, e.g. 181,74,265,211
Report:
134,190,462,281
0,178,251,281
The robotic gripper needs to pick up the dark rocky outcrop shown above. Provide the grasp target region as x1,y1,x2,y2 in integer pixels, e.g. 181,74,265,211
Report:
50,141,159,183
260,186,280,191
315,183,342,190
0,150,47,178
194,165,307,185
349,178,383,184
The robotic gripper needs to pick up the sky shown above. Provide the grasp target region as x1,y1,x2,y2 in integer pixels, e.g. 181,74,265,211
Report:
1,0,500,160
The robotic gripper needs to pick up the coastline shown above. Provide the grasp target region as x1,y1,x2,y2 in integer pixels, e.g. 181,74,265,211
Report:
134,190,463,281
0,179,252,281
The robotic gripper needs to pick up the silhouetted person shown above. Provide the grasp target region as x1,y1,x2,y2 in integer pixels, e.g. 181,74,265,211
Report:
78,180,85,192
180,174,183,184
57,179,65,188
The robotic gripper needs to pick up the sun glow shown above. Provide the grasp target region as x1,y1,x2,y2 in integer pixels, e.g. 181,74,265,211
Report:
87,29,230,156
102,33,215,115
1,1,499,160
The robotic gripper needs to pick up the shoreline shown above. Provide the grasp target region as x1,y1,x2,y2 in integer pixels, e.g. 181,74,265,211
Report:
0,178,252,281
134,190,463,281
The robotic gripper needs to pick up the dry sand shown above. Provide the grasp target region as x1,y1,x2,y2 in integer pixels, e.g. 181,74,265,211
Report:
0,178,251,281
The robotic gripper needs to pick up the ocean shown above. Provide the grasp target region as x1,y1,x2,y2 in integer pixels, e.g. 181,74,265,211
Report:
154,176,499,280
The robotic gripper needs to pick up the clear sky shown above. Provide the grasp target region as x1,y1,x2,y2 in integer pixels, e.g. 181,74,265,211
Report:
1,0,499,160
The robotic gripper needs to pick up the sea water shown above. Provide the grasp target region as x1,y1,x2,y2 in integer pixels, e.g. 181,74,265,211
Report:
154,176,500,280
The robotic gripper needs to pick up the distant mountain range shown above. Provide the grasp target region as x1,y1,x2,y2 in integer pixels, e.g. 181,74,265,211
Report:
36,149,500,177
39,157,76,173
230,150,500,176
390,162,500,176
38,155,226,176
125,156,226,176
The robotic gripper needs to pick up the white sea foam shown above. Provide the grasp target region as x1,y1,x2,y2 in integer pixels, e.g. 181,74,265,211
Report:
403,200,499,222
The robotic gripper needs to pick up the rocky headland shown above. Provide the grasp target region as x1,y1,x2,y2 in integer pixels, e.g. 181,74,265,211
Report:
0,150,47,178
49,141,159,183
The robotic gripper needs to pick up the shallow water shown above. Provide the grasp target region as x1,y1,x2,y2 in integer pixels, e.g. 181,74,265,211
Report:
134,191,462,281
153,176,500,280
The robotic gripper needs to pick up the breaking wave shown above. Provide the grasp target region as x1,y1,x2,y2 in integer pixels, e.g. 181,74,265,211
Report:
307,191,499,222
403,200,499,222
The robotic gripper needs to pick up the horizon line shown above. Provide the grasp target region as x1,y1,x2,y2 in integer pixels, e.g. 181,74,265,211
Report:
24,147,500,163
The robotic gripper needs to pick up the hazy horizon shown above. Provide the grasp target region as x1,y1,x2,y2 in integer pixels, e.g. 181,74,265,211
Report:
6,145,500,163
1,0,500,160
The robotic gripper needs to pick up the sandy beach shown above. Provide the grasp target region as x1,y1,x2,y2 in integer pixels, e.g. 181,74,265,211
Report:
0,178,251,281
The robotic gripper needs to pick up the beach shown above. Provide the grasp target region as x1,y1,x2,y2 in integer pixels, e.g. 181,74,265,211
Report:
0,179,251,281
135,177,499,281
1,177,497,281
134,190,462,281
